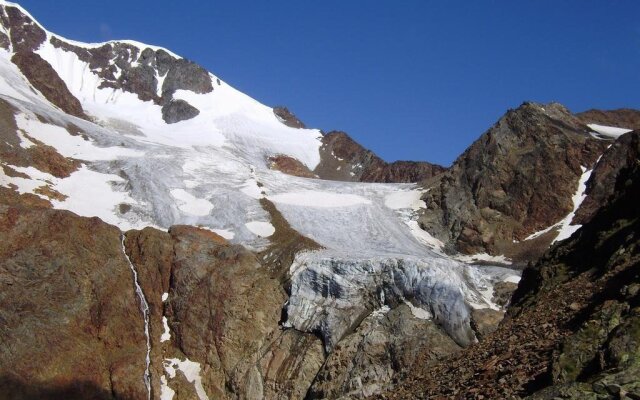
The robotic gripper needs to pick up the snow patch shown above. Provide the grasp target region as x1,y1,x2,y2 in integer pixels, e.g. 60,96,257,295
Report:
405,220,446,253
588,123,632,139
160,316,171,342
553,166,592,243
245,221,275,237
16,130,35,148
169,189,213,216
163,358,209,400
454,253,512,265
403,299,432,320
240,178,264,199
160,376,175,400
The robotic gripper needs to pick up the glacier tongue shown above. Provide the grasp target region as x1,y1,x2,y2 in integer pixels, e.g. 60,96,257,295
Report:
284,251,512,351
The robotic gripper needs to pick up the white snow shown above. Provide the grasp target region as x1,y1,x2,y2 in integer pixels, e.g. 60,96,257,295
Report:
162,292,169,302
269,190,371,208
240,178,264,199
170,189,213,216
524,166,594,243
588,123,632,139
503,275,521,284
54,166,142,229
160,376,175,400
0,163,144,230
553,166,592,243
454,253,512,265
163,358,209,400
245,221,275,237
160,316,171,342
384,190,426,210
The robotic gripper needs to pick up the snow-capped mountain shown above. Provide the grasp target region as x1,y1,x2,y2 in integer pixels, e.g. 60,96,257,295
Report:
1,1,639,399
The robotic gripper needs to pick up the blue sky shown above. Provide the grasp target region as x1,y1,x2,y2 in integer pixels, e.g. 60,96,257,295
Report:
17,1,640,166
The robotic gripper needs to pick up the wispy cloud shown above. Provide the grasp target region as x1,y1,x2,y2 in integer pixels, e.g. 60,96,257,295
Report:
99,23,113,40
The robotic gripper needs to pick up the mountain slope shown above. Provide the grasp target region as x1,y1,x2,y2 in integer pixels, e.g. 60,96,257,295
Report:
418,102,613,262
389,130,640,399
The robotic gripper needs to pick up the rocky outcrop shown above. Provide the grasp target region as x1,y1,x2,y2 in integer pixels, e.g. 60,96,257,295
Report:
11,52,87,119
574,131,639,225
161,99,200,124
268,155,317,178
418,102,609,261
0,204,150,399
2,4,46,53
274,106,306,129
387,139,640,399
308,304,460,399
0,99,80,178
314,131,446,183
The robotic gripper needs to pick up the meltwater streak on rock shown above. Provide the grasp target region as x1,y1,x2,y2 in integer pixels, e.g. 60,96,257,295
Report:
121,235,152,400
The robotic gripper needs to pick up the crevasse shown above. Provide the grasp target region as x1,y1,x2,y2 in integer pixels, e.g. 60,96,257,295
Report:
121,235,152,400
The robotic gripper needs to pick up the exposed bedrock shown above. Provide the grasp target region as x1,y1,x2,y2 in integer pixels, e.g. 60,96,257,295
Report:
418,102,609,261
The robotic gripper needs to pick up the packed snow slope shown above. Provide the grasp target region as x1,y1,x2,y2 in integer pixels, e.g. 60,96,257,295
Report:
0,0,519,355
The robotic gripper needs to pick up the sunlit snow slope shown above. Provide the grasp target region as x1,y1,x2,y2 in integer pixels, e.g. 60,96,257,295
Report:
0,0,519,351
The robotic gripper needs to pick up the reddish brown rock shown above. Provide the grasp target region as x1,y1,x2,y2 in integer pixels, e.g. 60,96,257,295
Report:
268,154,317,178
0,205,149,399
315,131,445,183
0,99,80,179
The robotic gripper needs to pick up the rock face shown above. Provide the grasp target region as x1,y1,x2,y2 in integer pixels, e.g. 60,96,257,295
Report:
0,99,79,180
274,106,306,128
268,155,318,178
11,52,87,119
161,99,200,124
308,304,460,399
314,131,446,183
418,102,609,261
388,136,640,399
574,131,639,225
0,191,327,399
0,201,149,399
